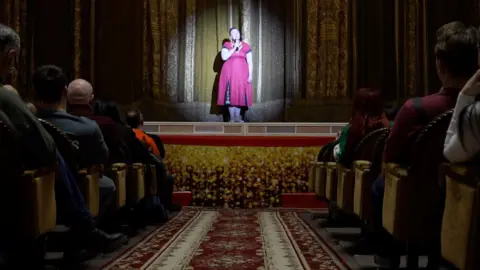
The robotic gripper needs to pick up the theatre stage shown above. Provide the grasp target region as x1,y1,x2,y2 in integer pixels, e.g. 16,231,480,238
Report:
143,122,345,208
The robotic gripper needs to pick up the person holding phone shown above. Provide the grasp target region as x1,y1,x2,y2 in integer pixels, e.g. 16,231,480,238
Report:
444,69,480,163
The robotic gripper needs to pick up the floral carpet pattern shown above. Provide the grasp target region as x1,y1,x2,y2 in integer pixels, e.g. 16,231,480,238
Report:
165,145,320,208
102,209,349,270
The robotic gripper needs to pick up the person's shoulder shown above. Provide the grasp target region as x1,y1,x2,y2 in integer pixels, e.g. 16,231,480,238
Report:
72,115,100,134
0,86,23,105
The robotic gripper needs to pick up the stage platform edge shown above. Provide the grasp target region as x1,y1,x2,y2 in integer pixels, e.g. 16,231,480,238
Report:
143,121,347,137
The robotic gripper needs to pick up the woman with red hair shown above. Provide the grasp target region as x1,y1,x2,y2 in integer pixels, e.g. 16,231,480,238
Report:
333,88,389,165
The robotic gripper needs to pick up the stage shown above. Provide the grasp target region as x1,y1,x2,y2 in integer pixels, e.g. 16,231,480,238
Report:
144,121,344,208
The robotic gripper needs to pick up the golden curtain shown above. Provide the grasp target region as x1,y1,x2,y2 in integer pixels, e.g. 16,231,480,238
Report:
352,0,480,106
306,0,349,100
3,0,480,121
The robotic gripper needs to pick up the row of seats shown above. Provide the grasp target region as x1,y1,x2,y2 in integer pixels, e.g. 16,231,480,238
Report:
308,109,479,269
0,114,158,266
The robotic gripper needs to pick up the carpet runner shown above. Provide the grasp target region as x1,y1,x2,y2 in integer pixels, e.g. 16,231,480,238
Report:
102,209,349,269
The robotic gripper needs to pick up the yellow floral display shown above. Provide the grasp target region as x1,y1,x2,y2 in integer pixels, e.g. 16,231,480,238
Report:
164,145,320,208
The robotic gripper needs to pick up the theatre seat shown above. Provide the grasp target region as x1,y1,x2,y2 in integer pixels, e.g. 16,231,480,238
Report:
21,169,57,240
146,164,158,196
325,162,337,201
337,163,354,212
308,161,315,192
353,160,372,219
382,163,409,240
127,163,146,203
313,162,326,197
440,163,480,270
78,165,101,217
353,129,389,220
382,110,453,268
107,163,127,209
312,142,336,198
336,128,389,214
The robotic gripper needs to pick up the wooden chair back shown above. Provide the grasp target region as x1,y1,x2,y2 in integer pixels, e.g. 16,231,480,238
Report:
440,164,480,270
407,110,453,243
353,127,390,163
0,112,56,241
383,110,453,244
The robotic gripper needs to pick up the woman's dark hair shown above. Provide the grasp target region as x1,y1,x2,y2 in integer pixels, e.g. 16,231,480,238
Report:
92,100,123,124
346,88,389,155
458,100,480,148
384,105,398,122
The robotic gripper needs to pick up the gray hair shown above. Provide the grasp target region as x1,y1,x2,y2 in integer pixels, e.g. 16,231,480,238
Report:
0,24,20,52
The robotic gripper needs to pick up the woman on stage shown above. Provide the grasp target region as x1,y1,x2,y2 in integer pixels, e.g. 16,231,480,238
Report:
218,27,253,122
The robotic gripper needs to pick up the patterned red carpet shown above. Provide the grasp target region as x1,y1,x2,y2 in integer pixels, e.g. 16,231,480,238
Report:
101,209,350,269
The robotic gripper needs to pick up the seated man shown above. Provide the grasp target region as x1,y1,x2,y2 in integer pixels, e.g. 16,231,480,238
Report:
0,24,126,255
147,132,166,159
33,65,116,219
126,109,180,211
126,109,161,158
371,22,479,265
67,79,122,163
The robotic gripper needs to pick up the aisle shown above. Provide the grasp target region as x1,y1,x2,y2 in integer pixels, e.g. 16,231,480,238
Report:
101,209,350,270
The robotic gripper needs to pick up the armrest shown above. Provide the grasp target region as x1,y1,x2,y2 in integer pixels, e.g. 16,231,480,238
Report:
386,163,407,178
111,163,127,170
354,160,371,170
442,163,477,188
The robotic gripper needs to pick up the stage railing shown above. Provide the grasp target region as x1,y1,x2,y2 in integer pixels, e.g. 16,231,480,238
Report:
142,122,347,137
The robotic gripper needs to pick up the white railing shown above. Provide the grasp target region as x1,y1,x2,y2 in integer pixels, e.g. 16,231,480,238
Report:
142,122,346,137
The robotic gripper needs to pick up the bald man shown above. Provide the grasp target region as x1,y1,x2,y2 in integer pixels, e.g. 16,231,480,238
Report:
67,79,122,163
67,79,94,105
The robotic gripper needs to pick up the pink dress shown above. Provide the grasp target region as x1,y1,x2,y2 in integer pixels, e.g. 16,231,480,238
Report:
217,41,252,107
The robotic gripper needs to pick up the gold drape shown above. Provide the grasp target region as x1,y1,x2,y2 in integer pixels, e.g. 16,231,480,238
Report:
352,0,479,106
194,0,240,103
3,0,480,121
306,0,349,99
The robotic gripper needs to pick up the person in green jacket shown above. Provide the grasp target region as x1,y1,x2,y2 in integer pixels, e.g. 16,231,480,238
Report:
333,88,390,165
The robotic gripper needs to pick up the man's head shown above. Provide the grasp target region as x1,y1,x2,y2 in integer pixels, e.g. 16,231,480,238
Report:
67,79,94,105
435,21,479,83
125,109,143,128
0,24,20,80
32,65,68,107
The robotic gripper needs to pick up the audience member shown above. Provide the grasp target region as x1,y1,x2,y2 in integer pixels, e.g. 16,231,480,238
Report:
371,21,479,266
444,69,480,162
126,109,161,158
0,24,126,256
33,65,116,219
93,100,152,163
67,79,122,163
333,88,389,166
125,108,179,211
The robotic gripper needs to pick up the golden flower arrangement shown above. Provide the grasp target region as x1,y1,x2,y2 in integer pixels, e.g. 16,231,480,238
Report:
164,145,320,208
